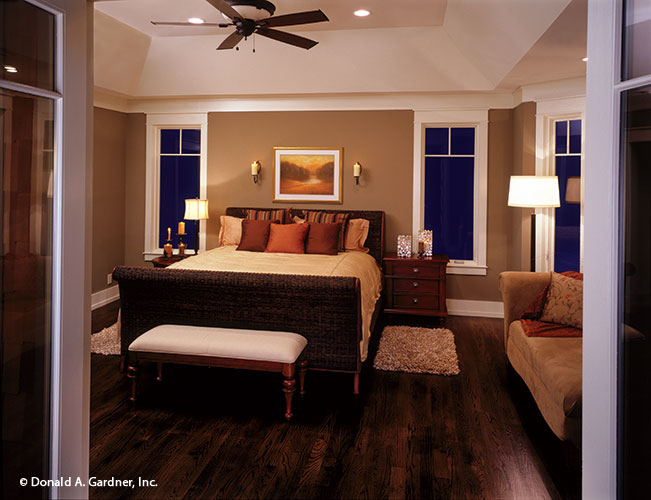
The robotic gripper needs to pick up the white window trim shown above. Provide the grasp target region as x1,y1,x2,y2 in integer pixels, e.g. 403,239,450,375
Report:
145,113,208,260
534,99,585,272
413,110,488,276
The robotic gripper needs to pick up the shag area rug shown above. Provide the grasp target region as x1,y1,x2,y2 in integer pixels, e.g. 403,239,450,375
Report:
91,322,120,355
373,326,460,375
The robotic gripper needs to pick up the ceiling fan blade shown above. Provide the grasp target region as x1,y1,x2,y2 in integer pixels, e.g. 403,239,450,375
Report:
255,28,318,50
151,21,232,27
206,0,242,20
217,31,244,50
257,10,329,28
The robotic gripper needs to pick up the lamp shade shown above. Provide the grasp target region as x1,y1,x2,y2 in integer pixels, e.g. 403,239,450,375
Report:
507,176,560,208
183,199,209,220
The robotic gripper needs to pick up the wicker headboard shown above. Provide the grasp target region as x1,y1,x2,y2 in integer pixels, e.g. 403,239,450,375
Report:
225,207,385,265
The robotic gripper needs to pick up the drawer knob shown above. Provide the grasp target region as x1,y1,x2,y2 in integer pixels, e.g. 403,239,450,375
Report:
413,267,419,273
412,297,419,304
413,281,419,288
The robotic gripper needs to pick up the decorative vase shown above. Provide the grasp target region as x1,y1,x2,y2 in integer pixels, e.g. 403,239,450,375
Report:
418,229,433,257
397,235,412,258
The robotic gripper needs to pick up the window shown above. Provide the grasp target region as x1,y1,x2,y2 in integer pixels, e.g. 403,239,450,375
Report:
553,119,582,272
424,127,476,261
413,110,488,276
145,114,207,259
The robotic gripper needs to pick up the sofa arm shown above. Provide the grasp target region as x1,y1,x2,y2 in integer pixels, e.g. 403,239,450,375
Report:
498,271,550,346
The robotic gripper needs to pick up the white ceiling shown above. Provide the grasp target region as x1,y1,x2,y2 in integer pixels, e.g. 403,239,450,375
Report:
95,0,448,37
93,0,587,98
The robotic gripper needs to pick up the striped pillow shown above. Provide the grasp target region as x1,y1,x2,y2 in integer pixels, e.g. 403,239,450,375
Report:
304,211,351,251
246,208,288,224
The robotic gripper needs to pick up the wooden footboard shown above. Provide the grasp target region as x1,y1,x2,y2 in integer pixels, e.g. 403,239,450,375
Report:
113,266,363,374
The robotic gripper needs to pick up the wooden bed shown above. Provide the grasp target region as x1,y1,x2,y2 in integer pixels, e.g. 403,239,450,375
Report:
113,208,385,393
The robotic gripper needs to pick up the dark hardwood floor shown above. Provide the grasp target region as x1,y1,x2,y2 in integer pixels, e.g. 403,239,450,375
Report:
90,305,580,500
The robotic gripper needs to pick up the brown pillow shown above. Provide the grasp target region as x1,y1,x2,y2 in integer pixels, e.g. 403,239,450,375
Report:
539,272,583,328
264,222,309,254
237,219,276,252
305,223,341,255
246,208,289,224
303,211,351,251
345,218,370,252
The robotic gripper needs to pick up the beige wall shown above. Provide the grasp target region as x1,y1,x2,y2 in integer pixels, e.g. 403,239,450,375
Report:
205,111,414,251
92,107,126,293
123,113,147,267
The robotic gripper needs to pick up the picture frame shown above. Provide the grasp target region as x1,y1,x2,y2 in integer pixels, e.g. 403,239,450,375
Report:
273,147,343,203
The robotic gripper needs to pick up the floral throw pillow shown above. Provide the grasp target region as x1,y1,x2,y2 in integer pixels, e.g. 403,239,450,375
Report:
539,272,583,329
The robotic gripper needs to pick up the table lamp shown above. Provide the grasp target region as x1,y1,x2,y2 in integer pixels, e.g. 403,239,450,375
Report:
508,176,560,271
184,198,209,254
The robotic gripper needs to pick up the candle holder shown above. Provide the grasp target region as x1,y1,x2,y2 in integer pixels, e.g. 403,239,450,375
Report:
418,229,433,258
397,235,412,258
178,232,187,256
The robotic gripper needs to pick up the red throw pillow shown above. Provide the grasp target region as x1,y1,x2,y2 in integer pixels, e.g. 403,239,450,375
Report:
303,211,351,251
264,222,309,254
237,220,276,252
305,223,341,255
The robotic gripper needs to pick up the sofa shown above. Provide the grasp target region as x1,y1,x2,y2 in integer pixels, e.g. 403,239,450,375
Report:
498,271,582,446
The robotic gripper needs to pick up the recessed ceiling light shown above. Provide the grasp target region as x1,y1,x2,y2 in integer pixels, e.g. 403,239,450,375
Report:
3,65,17,73
354,9,370,17
188,17,205,24
582,57,588,62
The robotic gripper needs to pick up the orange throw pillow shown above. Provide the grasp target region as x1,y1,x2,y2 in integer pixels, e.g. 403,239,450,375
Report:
237,220,276,252
305,223,341,255
265,222,309,254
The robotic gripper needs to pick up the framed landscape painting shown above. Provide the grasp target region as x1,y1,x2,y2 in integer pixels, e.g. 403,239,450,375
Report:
273,147,343,203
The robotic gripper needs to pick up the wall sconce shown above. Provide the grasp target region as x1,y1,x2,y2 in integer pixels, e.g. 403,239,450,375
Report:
251,161,261,183
353,162,362,185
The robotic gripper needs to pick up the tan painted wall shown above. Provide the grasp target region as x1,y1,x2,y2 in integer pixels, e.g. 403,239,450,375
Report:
123,113,147,267
92,107,126,293
446,109,514,301
205,111,414,252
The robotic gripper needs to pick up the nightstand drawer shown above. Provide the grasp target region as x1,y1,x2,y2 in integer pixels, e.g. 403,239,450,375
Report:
393,278,439,293
393,294,440,310
390,262,440,278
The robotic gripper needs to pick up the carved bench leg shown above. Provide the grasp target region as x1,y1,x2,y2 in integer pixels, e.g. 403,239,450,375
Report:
353,373,360,395
156,362,163,382
282,363,296,421
127,361,138,401
298,360,307,397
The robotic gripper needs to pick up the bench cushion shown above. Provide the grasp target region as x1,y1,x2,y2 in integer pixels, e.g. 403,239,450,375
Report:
129,325,307,364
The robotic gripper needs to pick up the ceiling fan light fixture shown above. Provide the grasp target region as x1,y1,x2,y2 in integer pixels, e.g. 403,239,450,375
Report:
188,17,205,24
354,9,370,17
226,0,276,21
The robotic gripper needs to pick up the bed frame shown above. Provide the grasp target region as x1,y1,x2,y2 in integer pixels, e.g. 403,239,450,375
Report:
113,208,385,393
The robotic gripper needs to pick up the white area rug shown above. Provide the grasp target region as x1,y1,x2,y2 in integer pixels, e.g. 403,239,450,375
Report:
91,322,120,355
373,326,460,375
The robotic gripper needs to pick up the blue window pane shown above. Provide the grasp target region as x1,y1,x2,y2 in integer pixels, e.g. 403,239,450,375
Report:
569,119,582,154
161,129,179,154
159,156,200,249
424,157,474,261
425,128,448,155
450,127,475,155
182,129,201,154
554,156,581,272
555,121,568,154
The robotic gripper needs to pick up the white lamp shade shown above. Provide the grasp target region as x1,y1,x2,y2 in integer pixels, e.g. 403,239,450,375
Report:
184,199,209,220
508,176,560,208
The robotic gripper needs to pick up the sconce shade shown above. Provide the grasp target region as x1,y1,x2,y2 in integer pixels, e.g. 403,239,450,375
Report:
565,176,581,204
184,198,209,220
508,176,560,208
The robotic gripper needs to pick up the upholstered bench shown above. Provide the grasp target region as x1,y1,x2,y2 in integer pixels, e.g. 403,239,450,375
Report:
127,325,308,421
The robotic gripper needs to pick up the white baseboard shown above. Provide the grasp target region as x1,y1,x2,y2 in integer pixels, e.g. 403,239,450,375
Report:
446,299,504,318
91,285,120,310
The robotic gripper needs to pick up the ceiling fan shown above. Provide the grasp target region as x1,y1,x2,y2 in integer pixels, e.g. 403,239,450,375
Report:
151,0,329,50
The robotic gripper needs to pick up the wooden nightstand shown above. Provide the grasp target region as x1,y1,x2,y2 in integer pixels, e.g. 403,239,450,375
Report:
383,252,449,317
151,255,187,268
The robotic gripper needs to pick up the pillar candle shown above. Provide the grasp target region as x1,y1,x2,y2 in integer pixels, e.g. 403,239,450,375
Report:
251,162,259,175
178,221,185,234
167,227,171,241
353,163,361,177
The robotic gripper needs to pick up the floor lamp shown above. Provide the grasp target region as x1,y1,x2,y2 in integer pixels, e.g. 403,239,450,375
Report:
508,176,560,272
184,198,209,254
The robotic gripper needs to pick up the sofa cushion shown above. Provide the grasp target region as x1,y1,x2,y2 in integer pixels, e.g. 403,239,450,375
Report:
539,272,583,328
508,320,582,418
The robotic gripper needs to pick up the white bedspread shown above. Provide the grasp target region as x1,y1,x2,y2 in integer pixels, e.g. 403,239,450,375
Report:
169,246,382,361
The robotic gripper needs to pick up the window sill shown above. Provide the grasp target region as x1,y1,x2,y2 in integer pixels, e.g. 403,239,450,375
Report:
446,264,487,276
143,249,194,262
